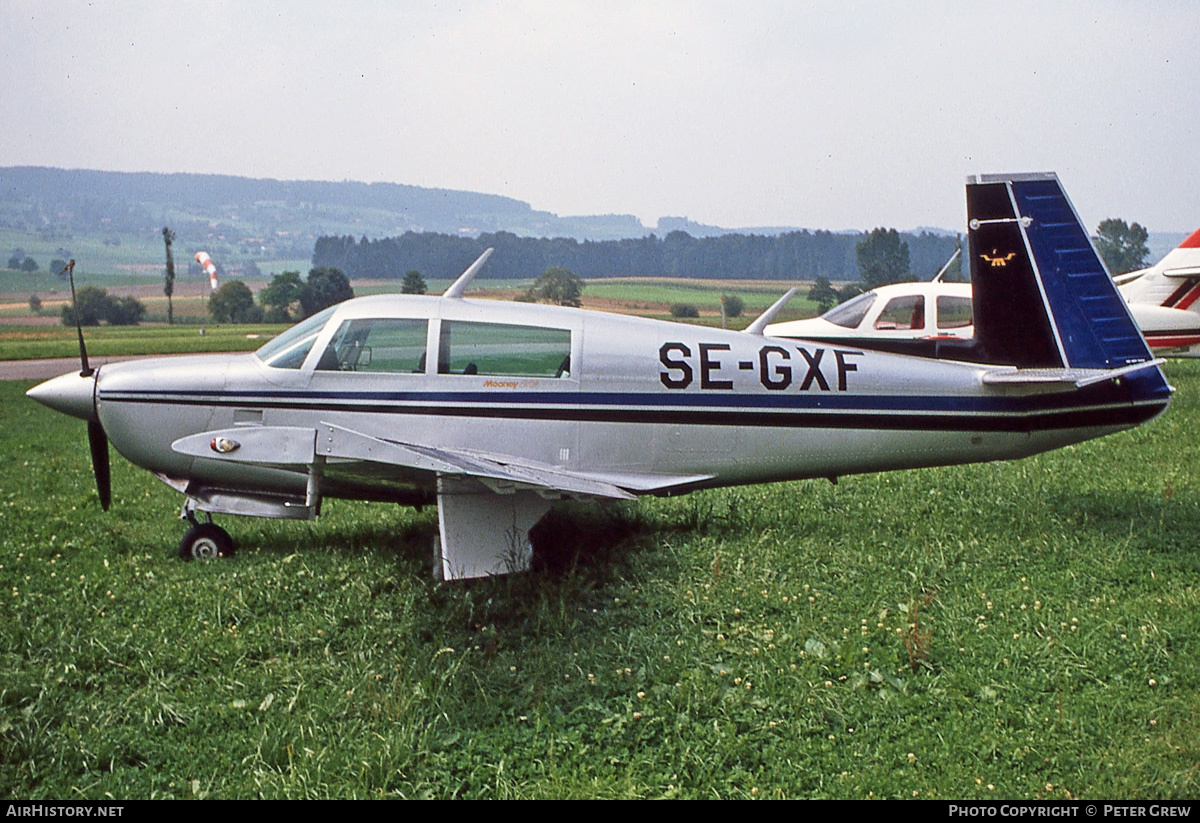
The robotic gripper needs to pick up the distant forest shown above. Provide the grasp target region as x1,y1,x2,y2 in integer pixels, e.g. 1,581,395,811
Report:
313,229,961,282
2,167,964,281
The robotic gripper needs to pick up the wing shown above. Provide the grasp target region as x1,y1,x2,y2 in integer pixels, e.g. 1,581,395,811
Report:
172,422,712,580
173,421,647,499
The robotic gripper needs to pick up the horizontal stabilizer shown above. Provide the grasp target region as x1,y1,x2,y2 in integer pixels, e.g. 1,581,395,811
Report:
982,359,1166,389
1112,270,1146,286
1162,266,1200,279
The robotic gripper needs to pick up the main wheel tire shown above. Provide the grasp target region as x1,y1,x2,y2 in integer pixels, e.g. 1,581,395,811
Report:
179,523,235,560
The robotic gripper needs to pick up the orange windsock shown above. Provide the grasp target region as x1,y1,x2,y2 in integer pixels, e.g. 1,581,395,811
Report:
195,251,218,291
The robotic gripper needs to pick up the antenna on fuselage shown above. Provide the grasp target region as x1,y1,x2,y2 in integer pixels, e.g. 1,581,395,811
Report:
932,247,962,283
743,288,799,335
443,248,495,299
59,257,112,510
62,259,93,377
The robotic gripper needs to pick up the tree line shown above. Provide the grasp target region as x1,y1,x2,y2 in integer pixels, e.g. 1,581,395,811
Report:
49,218,1157,329
313,228,960,282
208,267,355,324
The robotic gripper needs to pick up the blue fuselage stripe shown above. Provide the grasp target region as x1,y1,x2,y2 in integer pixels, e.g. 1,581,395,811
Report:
99,384,1167,432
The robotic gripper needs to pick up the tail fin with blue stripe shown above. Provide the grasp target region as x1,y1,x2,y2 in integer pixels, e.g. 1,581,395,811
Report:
968,173,1170,401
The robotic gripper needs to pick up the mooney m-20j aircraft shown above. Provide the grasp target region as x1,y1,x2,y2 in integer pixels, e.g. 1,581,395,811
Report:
27,173,1172,579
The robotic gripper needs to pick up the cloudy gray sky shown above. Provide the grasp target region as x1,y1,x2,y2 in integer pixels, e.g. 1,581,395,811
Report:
2,0,1196,234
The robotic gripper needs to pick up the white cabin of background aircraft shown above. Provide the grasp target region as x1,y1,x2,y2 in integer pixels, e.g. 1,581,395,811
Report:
1113,228,1200,354
27,173,1172,580
767,229,1200,358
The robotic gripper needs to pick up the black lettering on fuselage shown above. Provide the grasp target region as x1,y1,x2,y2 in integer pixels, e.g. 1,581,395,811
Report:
659,342,693,389
834,349,861,391
797,347,831,391
759,345,792,390
699,343,733,390
659,341,860,392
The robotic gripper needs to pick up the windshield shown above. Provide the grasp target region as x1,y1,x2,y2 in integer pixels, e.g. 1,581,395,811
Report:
822,291,876,328
254,306,338,369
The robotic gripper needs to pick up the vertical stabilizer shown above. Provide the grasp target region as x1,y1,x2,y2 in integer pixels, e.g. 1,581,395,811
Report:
967,173,1154,369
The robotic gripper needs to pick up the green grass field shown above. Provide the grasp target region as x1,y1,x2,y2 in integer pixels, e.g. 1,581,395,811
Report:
585,278,804,306
582,278,821,325
2,360,1198,799
0,270,148,295
0,324,289,360
0,228,165,279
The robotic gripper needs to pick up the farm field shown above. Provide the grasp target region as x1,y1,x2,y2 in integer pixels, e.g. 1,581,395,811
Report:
0,276,825,360
563,277,821,326
1,361,1198,799
0,227,310,282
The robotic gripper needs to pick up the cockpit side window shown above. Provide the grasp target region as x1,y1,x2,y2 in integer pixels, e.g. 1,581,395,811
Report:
822,292,876,329
255,306,338,369
438,321,572,378
316,318,428,373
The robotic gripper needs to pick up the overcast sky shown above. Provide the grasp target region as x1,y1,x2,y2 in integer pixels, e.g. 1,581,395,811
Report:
2,0,1196,234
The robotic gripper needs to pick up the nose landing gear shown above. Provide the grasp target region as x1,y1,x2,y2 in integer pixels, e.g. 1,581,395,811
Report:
179,504,235,560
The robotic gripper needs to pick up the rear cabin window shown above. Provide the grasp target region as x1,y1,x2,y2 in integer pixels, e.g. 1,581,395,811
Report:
937,296,973,329
438,321,572,378
316,318,428,373
873,295,925,331
822,292,875,329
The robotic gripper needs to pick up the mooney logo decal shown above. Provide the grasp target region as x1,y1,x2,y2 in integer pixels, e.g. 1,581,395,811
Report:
981,249,1017,267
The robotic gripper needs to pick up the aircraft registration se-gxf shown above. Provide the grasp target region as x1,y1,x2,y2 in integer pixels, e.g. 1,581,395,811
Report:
27,173,1173,580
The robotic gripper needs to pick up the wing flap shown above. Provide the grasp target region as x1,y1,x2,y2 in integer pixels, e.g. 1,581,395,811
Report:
314,423,470,475
316,422,636,500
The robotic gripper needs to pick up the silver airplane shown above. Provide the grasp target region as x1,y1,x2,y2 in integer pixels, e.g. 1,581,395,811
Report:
27,173,1173,579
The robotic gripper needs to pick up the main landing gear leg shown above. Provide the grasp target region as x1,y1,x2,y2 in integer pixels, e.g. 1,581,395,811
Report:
178,502,235,560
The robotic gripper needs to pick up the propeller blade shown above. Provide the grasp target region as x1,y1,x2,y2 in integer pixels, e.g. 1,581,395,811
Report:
87,419,111,511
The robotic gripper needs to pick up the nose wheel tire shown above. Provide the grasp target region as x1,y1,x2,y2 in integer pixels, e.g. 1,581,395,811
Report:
179,523,235,560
